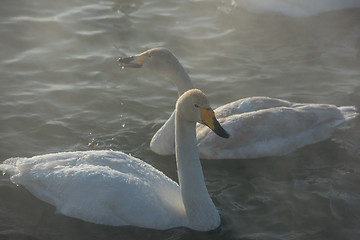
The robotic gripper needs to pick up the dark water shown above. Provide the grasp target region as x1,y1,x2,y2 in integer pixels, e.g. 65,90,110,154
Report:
1,0,360,239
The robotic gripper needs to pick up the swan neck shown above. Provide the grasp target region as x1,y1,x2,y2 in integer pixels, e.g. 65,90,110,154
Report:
164,60,194,96
150,112,176,155
175,112,220,230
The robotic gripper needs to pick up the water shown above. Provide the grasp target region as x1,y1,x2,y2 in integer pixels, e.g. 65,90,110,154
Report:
1,0,360,239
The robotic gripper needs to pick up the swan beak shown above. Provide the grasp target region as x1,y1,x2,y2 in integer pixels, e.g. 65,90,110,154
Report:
200,108,230,139
118,53,147,68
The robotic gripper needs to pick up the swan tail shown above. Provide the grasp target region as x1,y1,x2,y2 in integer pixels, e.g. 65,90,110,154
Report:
339,106,358,121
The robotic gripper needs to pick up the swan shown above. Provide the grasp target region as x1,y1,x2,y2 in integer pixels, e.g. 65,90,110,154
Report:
118,48,358,159
0,89,229,231
233,0,360,17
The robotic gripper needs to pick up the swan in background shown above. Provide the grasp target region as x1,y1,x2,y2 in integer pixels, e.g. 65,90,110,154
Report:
118,48,358,159
0,89,229,231
231,0,360,17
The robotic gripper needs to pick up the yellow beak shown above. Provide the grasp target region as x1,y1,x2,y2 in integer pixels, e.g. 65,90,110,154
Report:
200,107,230,139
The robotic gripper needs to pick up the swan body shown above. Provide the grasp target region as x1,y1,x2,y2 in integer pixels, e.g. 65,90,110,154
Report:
118,48,358,159
234,0,360,17
0,150,185,228
0,89,229,231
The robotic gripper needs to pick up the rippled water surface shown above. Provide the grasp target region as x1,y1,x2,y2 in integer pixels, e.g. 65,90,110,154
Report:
1,0,360,239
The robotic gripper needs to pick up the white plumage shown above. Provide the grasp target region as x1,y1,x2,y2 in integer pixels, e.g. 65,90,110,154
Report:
118,48,358,159
1,151,185,229
0,89,229,231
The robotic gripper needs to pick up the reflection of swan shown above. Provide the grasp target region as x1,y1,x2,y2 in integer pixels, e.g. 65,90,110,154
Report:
0,89,229,231
232,0,360,17
118,48,358,159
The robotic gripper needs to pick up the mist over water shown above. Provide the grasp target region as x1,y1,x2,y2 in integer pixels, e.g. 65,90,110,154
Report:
1,0,360,239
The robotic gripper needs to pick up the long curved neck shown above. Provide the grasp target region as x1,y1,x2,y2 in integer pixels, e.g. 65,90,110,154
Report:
150,57,194,154
164,59,194,96
175,112,220,231
150,112,176,155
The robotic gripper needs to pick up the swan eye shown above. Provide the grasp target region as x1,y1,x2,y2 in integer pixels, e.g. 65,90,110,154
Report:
194,104,199,108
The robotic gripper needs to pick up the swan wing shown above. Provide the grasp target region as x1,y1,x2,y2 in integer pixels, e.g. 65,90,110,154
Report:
214,97,293,118
150,97,293,155
197,104,354,159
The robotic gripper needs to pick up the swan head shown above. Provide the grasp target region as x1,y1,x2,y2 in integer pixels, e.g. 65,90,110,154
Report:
177,89,230,139
118,48,182,75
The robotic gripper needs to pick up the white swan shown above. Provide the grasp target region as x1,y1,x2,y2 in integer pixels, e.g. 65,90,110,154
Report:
118,48,358,159
0,89,229,231
233,0,360,17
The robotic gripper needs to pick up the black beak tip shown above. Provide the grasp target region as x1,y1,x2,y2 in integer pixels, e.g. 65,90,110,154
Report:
118,56,130,64
218,128,230,139
213,119,230,139
117,56,142,68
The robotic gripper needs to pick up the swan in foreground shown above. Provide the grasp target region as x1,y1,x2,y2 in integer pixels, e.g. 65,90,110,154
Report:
0,89,229,231
118,48,358,159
